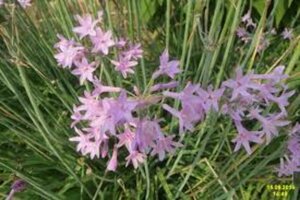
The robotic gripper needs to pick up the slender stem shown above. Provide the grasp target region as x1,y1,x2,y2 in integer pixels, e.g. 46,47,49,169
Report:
166,0,171,49
215,0,243,87
92,172,107,200
179,0,193,71
144,160,151,200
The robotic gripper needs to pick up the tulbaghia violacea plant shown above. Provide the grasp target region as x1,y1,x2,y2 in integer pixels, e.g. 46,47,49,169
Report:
162,66,294,155
220,67,293,153
54,12,182,171
54,11,296,172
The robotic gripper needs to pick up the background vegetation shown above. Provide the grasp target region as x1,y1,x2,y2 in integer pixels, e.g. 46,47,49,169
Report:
0,0,300,199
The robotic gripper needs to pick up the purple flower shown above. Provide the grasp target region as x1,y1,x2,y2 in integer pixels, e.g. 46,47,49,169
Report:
280,124,300,170
163,104,201,134
111,56,138,78
249,109,290,144
54,42,85,68
221,104,245,121
287,135,300,160
54,34,75,51
73,14,100,39
123,43,143,60
292,123,300,135
276,124,300,177
197,85,224,112
100,140,109,158
222,68,258,101
71,105,84,128
18,0,31,8
89,99,117,135
125,150,146,169
0,0,4,6
117,126,135,151
232,120,263,155
163,82,202,111
106,146,118,171
90,91,137,137
150,135,182,161
254,83,279,105
69,128,93,156
133,119,161,152
6,179,26,200
77,91,102,119
71,58,97,84
277,157,300,177
236,27,248,38
281,28,293,40
109,91,137,124
11,179,26,192
91,28,115,55
85,140,102,159
152,49,181,79
116,38,127,48
271,90,295,116
253,66,288,84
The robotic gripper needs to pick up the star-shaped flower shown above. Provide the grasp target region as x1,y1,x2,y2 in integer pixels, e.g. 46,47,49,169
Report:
91,28,115,55
69,128,92,155
125,150,146,169
222,68,258,101
163,104,201,134
73,14,100,39
281,28,293,40
111,56,138,78
54,42,84,68
197,85,224,112
249,109,290,144
71,58,97,84
152,49,181,79
122,43,143,60
151,135,182,161
232,120,263,155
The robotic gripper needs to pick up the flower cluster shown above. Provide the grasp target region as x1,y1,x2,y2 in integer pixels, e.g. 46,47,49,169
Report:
277,124,300,177
236,10,293,53
54,11,142,81
220,67,293,154
162,66,294,155
55,11,296,172
55,12,182,171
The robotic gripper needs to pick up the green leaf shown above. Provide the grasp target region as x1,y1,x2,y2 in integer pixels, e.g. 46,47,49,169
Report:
274,0,294,26
140,0,159,23
253,0,265,16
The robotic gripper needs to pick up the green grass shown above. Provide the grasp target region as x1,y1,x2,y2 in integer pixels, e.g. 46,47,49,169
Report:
0,0,300,199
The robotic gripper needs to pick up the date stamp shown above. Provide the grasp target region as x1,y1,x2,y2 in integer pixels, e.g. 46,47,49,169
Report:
266,184,295,197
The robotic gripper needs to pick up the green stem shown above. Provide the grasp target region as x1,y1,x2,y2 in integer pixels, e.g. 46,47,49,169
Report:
18,66,92,198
